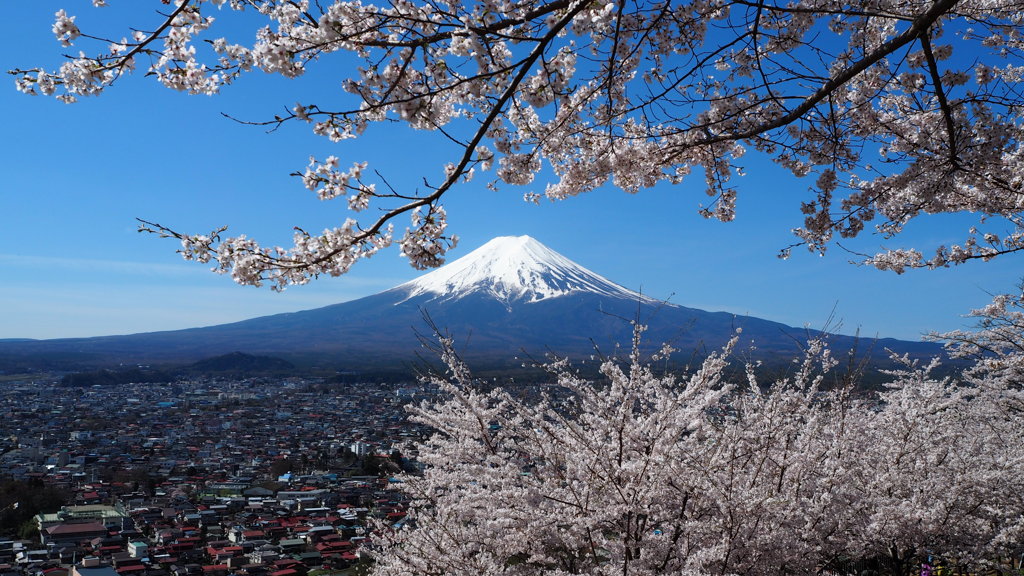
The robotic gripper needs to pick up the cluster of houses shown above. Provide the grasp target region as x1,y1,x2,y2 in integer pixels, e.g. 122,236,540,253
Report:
0,376,439,576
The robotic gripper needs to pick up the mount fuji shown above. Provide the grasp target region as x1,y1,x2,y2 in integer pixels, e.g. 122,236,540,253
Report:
0,236,941,375
394,235,652,307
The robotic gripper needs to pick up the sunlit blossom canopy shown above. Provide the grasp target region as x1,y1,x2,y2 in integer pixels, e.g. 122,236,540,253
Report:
12,0,1024,287
371,316,1024,575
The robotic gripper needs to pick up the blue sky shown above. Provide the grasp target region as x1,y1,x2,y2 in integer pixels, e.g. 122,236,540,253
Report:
1,2,1020,342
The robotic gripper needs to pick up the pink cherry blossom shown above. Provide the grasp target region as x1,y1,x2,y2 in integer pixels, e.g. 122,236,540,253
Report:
13,0,1024,285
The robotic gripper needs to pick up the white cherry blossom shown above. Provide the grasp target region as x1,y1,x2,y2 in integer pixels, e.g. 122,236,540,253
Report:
12,0,1024,284
371,314,1024,575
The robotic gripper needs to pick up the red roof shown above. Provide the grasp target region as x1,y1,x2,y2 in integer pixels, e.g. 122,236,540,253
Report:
315,541,352,552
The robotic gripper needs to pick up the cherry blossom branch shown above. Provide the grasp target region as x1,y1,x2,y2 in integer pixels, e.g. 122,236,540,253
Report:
16,0,1024,284
93,1,195,74
678,0,961,149
137,0,592,288
918,32,959,169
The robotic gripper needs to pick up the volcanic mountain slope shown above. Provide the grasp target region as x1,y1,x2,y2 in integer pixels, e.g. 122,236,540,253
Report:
0,236,941,373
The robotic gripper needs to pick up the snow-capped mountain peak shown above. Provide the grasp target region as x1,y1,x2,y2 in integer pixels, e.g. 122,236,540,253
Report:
394,235,654,305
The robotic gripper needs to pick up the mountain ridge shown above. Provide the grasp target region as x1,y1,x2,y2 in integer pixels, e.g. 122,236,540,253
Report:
0,236,944,376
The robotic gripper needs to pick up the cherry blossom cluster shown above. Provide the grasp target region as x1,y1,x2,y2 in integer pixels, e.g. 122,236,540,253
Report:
139,217,395,290
928,286,1024,401
398,206,458,271
12,0,1024,284
371,313,1024,575
301,156,375,210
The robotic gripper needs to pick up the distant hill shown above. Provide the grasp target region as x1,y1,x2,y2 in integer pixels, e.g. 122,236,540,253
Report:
189,352,295,374
0,236,946,381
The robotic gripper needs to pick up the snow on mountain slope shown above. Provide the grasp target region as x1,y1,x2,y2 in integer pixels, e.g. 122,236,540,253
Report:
394,235,661,306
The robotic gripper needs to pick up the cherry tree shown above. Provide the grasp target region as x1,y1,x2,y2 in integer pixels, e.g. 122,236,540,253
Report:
364,324,1024,575
372,331,739,575
12,0,1024,287
840,359,1024,575
932,285,1024,394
